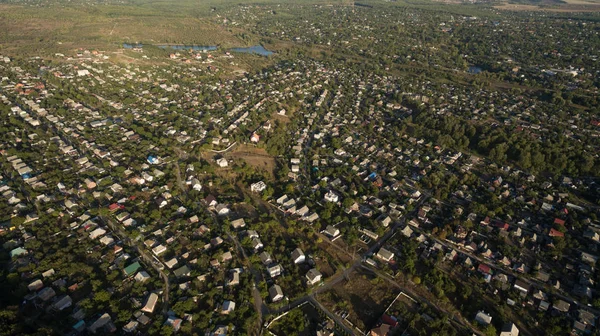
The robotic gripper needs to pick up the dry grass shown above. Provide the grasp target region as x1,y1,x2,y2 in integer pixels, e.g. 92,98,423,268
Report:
228,144,276,177
493,2,600,11
318,270,400,331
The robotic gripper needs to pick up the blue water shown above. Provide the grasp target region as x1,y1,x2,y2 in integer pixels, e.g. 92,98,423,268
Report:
231,45,274,56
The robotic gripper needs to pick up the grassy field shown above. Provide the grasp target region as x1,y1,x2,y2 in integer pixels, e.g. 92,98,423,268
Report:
0,0,354,56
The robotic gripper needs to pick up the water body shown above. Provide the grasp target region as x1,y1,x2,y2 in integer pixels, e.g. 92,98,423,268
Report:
123,43,143,49
123,43,274,56
230,45,274,56
123,43,217,51
468,66,483,74
158,45,217,51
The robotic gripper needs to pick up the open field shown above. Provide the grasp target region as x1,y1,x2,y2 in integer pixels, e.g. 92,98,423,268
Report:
228,144,276,177
317,270,401,332
493,1,600,11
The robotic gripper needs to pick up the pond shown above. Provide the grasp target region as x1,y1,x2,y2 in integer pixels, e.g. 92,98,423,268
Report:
468,66,483,74
230,45,274,56
122,43,217,51
157,45,217,51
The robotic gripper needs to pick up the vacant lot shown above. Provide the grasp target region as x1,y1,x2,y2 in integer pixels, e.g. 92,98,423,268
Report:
317,270,400,332
228,144,276,177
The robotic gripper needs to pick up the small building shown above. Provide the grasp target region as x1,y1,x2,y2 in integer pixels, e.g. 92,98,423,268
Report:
269,284,284,302
216,158,228,168
124,262,141,276
376,248,394,262
475,311,492,325
306,268,322,286
141,293,159,314
173,265,191,278
291,248,305,264
135,271,151,282
231,218,246,229
267,264,283,278
251,181,267,193
553,299,571,313
221,300,236,314
499,322,519,336
259,251,273,265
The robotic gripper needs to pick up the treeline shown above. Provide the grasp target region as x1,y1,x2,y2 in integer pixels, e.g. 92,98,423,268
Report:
412,111,598,178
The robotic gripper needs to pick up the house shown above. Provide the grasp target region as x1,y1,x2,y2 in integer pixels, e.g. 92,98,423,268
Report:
267,264,283,278
323,225,340,239
400,225,413,237
370,323,392,336
474,311,492,325
52,295,73,311
216,204,230,215
306,268,322,285
296,205,309,217
549,228,564,237
231,218,246,229
28,279,43,291
291,248,305,264
205,195,218,207
152,245,167,256
37,287,56,301
9,247,27,258
269,284,284,302
88,313,113,334
251,181,267,193
124,262,141,276
376,248,394,262
227,270,240,286
380,216,392,228
164,258,178,269
221,300,236,314
514,279,530,295
259,251,273,265
89,228,106,239
173,265,191,278
553,299,570,313
324,191,339,203
135,271,151,282
141,293,159,314
499,322,519,336
123,321,139,333
216,158,228,168
251,237,264,251
164,316,182,332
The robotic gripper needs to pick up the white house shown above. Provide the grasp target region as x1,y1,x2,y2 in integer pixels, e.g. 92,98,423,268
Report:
376,248,394,262
269,284,284,303
216,158,228,168
267,264,283,278
251,181,267,193
291,248,305,264
306,268,322,285
324,191,339,203
152,244,167,256
475,311,492,325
